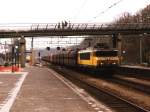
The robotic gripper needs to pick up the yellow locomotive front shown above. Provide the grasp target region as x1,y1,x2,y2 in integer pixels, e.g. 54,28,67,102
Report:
78,49,120,68
94,50,119,67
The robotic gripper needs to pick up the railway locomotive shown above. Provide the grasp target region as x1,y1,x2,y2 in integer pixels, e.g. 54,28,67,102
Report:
42,48,120,68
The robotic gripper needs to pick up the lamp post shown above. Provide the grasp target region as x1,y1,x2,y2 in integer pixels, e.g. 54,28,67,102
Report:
11,45,15,72
17,44,20,68
140,37,142,64
15,45,18,67
13,38,20,69
139,33,147,64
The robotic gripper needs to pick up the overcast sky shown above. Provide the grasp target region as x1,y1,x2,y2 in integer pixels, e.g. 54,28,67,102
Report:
0,0,150,24
0,0,150,49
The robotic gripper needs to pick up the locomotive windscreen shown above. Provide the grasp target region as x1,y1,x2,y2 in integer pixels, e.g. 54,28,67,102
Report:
79,52,90,60
95,50,118,57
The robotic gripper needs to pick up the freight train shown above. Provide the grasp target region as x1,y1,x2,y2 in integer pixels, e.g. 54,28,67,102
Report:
42,48,120,68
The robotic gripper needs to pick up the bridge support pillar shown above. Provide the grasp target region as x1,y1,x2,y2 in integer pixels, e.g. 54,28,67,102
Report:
19,36,26,67
112,34,122,64
112,34,118,48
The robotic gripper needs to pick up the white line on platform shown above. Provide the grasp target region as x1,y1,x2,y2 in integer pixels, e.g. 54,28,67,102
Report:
0,72,28,112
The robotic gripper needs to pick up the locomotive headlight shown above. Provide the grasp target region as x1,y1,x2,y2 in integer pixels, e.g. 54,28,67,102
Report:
96,57,99,60
112,62,116,64
100,62,103,65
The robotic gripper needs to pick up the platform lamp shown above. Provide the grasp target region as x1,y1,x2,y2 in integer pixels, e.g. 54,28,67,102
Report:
11,45,15,72
15,45,19,67
12,44,18,72
14,32,20,68
16,39,20,68
14,38,19,68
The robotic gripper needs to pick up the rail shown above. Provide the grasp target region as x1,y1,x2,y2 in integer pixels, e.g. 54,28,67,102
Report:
50,65,149,112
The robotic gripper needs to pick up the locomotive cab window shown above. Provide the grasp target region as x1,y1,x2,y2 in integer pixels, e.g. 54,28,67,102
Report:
95,51,118,57
79,52,90,60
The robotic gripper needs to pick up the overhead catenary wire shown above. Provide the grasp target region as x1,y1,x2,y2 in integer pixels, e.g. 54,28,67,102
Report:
73,0,88,22
88,0,124,22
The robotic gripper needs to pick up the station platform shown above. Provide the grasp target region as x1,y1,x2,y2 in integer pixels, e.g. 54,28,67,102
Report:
0,66,109,112
116,65,150,76
120,65,150,70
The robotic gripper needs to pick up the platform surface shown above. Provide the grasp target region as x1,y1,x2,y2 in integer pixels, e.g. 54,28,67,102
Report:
9,66,97,112
120,65,150,70
0,73,21,106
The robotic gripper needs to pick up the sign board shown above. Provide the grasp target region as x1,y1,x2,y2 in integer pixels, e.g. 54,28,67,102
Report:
0,44,10,54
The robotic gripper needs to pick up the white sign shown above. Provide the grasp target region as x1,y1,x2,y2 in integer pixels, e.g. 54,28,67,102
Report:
0,44,10,54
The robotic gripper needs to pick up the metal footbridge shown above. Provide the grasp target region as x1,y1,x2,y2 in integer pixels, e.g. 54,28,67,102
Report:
0,23,150,38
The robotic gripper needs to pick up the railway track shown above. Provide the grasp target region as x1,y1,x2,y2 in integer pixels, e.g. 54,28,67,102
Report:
85,81,149,112
50,66,150,112
110,75,150,95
